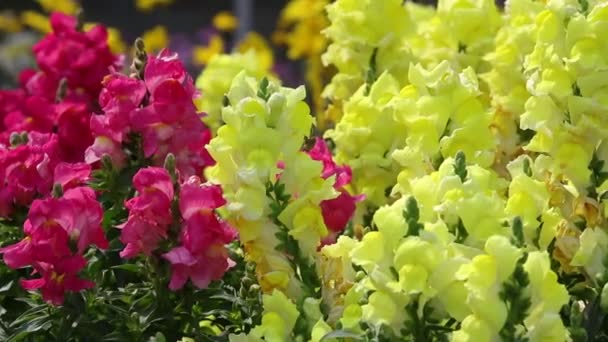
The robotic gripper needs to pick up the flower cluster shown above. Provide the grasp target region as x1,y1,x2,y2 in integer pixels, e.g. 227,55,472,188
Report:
119,166,237,290
0,12,119,214
324,72,406,206
206,71,325,298
0,12,119,305
0,162,107,305
307,137,361,245
3,2,608,341
195,51,272,132
86,48,214,178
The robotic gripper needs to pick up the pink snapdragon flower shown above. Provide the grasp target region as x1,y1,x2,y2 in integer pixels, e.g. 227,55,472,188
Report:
2,96,56,141
118,167,174,258
86,50,213,178
0,168,106,304
0,89,26,132
308,137,352,188
53,162,91,190
307,138,362,245
20,255,94,305
85,73,147,166
62,186,108,252
130,49,213,178
0,132,60,217
55,102,94,162
32,12,119,101
163,177,236,290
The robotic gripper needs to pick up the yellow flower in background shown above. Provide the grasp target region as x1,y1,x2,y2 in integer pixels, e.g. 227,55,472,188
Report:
236,32,274,72
274,0,328,59
274,0,331,127
37,0,79,15
192,35,225,66
212,11,238,32
82,23,128,54
0,11,22,32
20,11,51,34
141,25,169,53
135,0,174,12
106,27,128,54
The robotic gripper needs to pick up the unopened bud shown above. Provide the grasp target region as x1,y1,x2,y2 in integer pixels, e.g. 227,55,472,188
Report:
135,37,145,52
55,78,68,103
9,132,22,147
222,94,230,107
131,38,148,79
163,153,176,179
52,183,64,198
101,154,113,171
75,10,85,32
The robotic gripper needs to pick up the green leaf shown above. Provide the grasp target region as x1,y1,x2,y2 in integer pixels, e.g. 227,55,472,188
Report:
0,280,13,293
257,77,270,100
148,332,167,342
321,330,364,341
111,264,141,273
453,151,467,182
8,316,52,341
511,217,525,248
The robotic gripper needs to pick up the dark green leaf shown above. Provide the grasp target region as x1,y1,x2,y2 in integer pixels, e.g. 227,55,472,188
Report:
321,330,364,341
111,264,141,273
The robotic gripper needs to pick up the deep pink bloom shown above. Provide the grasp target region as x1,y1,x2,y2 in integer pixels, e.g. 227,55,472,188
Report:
124,49,213,178
18,69,37,88
179,179,225,220
19,185,106,258
0,132,60,216
144,49,196,98
0,89,26,132
0,237,35,269
118,167,174,258
21,71,60,102
53,162,91,190
127,167,174,220
22,199,72,263
181,212,237,253
99,73,147,112
308,137,352,188
84,134,126,167
306,137,363,241
33,12,119,100
84,73,145,168
62,186,108,252
162,245,235,290
20,255,94,305
3,96,56,138
55,102,94,162
161,178,235,290
133,167,174,201
131,78,211,178
118,216,168,258
320,190,358,232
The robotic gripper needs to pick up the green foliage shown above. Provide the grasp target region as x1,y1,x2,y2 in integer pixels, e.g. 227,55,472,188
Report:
403,197,424,237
